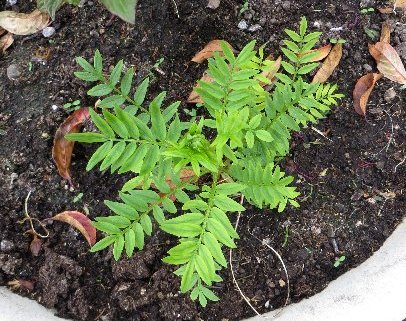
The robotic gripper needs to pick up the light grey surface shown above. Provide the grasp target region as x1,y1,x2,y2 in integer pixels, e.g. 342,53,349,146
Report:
1,219,405,321
246,218,406,321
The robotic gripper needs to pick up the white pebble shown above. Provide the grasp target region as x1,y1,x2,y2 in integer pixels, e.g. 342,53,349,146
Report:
51,105,59,111
42,26,56,38
238,20,248,30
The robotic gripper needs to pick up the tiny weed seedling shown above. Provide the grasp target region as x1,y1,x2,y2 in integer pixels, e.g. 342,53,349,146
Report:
67,17,343,306
360,7,375,14
240,0,250,14
64,99,81,112
334,255,346,267
330,38,346,44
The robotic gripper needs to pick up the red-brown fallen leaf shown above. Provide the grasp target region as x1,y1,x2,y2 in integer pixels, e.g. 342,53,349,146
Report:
380,21,391,43
299,44,332,62
8,279,35,291
378,7,394,13
0,32,13,54
0,9,49,35
191,39,233,63
260,56,282,84
187,71,213,104
52,211,96,246
29,234,43,256
395,0,406,8
353,73,383,116
312,43,343,83
52,108,90,186
369,42,406,84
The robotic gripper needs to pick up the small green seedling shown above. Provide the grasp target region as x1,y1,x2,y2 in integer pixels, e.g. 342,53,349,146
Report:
63,100,81,112
240,0,249,14
330,38,346,44
360,7,375,14
333,255,346,267
67,17,343,307
73,192,84,203
364,27,379,41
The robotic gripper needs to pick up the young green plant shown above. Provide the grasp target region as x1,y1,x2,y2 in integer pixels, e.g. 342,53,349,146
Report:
66,17,343,307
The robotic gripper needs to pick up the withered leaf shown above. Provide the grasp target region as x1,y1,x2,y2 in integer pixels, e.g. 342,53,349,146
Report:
299,44,332,62
369,42,406,84
191,39,232,63
312,43,343,83
380,21,391,43
52,211,96,246
0,9,49,35
29,234,43,256
260,56,282,85
353,73,383,116
52,107,90,185
0,32,13,54
187,71,213,104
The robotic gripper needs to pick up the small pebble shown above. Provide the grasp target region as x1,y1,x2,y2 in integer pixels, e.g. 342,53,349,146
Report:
51,104,58,111
238,20,248,30
363,64,373,72
0,240,14,252
281,0,291,10
384,87,396,102
7,64,20,81
207,0,220,9
248,24,262,32
42,26,56,38
6,0,17,5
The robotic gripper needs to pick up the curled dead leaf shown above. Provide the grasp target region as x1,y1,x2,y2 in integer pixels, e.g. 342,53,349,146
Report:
0,9,49,35
29,234,43,256
353,73,383,116
380,21,391,43
0,32,13,54
8,279,35,291
52,211,96,246
52,108,90,185
260,56,282,85
191,39,232,63
369,42,406,84
187,71,214,104
312,43,343,83
299,44,332,62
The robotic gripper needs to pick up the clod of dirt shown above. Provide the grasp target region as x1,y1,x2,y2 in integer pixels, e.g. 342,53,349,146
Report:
67,288,90,320
38,249,83,308
112,252,151,280
384,87,397,102
6,63,20,80
159,297,198,321
112,281,152,311
0,254,22,275
0,239,14,252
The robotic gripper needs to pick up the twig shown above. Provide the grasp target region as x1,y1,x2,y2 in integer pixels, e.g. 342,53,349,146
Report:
171,0,180,18
19,190,49,238
394,156,406,173
229,196,290,319
311,126,332,142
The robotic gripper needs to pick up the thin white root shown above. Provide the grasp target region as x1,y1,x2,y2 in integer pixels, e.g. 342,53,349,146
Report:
20,190,49,238
311,126,332,142
394,156,406,173
171,0,180,18
229,196,290,319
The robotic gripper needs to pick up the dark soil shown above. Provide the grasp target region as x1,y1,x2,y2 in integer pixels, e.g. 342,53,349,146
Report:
1,0,405,320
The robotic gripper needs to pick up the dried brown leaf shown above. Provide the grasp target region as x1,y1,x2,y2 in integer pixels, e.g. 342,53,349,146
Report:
299,44,332,62
29,234,43,256
369,42,406,84
395,0,406,8
52,108,90,185
380,21,391,43
312,43,343,83
260,56,282,85
52,211,96,246
0,32,13,54
0,9,49,35
191,39,232,63
378,7,394,13
187,71,213,104
353,73,383,116
8,279,35,291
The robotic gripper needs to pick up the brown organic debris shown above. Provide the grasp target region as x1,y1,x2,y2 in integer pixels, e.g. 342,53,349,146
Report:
299,44,332,62
369,42,406,84
0,32,13,54
260,56,282,84
8,279,35,291
191,39,232,63
52,108,90,186
353,73,383,116
312,43,343,83
29,234,43,256
0,9,49,35
380,22,391,43
52,211,96,246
